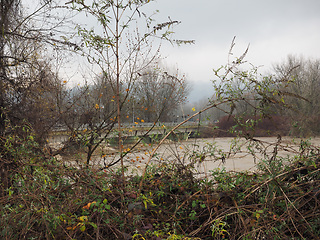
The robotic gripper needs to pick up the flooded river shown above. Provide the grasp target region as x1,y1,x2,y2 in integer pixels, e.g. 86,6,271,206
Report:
58,136,320,174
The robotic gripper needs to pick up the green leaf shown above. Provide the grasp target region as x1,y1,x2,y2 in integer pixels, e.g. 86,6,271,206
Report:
88,222,97,229
80,224,86,232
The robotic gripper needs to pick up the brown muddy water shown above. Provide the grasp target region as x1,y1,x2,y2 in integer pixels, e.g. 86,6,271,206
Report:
52,137,320,175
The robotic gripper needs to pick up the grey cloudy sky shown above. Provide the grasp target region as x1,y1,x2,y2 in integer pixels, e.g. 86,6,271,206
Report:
146,0,320,101
23,0,320,102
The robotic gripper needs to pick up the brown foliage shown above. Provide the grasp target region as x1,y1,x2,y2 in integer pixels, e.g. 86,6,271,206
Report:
211,115,292,137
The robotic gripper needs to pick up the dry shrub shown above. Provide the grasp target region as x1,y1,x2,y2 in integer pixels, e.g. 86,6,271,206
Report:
212,115,291,137
1,148,320,239
1,123,320,239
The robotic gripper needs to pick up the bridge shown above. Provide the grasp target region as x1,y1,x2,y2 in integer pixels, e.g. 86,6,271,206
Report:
48,122,202,145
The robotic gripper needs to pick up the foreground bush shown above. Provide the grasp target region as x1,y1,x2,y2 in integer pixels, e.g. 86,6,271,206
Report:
1,129,320,239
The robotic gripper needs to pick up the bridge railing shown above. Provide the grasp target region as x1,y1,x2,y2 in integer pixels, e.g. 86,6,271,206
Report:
52,121,202,132
117,121,200,128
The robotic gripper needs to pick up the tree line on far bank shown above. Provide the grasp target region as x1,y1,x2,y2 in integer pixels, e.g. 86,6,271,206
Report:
194,55,320,138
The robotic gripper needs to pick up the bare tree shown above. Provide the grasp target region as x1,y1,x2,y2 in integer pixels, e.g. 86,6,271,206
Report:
0,0,21,134
65,0,193,175
132,67,189,122
0,0,78,195
0,0,77,136
273,55,320,136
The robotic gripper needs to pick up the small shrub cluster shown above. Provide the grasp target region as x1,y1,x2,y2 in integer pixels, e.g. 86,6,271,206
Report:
210,115,291,138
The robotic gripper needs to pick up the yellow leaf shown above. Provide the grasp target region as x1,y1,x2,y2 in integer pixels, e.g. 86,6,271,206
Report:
79,216,88,222
192,107,196,111
95,104,99,109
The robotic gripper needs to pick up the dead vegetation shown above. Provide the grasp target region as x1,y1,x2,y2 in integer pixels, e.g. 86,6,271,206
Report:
1,130,320,239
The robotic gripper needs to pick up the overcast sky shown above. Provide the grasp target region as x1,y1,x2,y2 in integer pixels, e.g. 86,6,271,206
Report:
23,0,320,102
145,0,320,101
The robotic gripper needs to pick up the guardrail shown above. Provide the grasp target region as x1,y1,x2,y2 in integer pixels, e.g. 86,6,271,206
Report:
52,121,202,132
